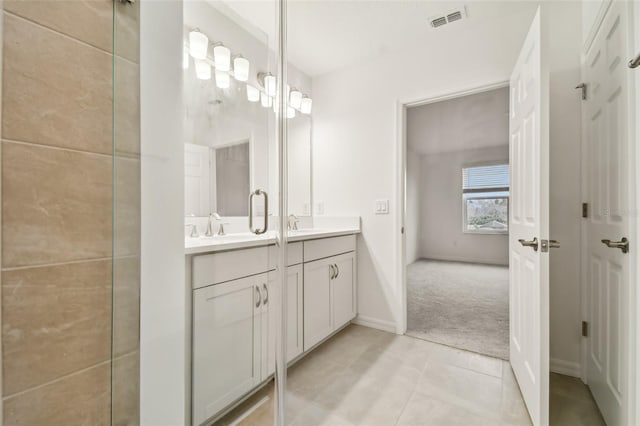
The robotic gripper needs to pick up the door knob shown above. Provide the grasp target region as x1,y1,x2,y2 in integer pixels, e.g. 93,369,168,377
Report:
601,238,629,254
518,237,538,251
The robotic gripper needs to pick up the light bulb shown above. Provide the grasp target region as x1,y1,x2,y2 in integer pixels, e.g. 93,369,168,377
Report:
233,56,250,82
189,30,208,60
264,74,276,96
213,44,231,72
287,106,296,118
195,60,211,80
300,97,312,114
215,69,230,89
261,92,272,108
182,44,189,69
246,85,260,102
289,89,303,109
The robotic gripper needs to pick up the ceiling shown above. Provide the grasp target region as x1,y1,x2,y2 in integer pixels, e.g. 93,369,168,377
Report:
407,86,509,156
220,0,539,77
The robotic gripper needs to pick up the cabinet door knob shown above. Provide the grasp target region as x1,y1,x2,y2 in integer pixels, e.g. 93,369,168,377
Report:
335,264,340,279
329,265,335,280
255,285,261,307
262,283,269,304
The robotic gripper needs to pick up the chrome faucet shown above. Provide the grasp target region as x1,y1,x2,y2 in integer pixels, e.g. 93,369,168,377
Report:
218,222,231,236
288,214,299,231
205,213,222,237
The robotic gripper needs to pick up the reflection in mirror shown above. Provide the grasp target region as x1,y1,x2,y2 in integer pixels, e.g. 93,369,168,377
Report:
288,114,311,216
215,142,250,216
183,0,313,220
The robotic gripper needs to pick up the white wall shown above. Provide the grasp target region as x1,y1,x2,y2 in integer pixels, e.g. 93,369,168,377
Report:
140,2,187,425
312,7,535,331
405,152,421,264
413,146,509,266
546,1,584,376
312,2,584,369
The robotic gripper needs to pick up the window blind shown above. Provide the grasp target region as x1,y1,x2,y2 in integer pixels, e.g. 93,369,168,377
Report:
462,164,509,192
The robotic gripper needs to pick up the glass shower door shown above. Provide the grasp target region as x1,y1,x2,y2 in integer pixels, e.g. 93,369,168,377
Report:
182,1,288,424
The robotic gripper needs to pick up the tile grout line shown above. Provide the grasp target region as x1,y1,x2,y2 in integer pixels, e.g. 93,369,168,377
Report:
2,138,113,159
2,359,111,401
2,256,115,272
3,10,114,57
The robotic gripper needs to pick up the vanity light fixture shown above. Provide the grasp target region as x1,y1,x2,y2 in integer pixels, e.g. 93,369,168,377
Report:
189,30,208,59
289,89,303,109
300,96,312,114
215,69,230,89
213,44,231,71
259,72,277,97
195,59,211,80
246,85,260,102
261,92,272,108
233,56,250,82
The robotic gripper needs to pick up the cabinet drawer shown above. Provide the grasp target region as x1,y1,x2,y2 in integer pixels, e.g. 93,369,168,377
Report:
269,242,303,267
192,247,271,289
303,235,356,263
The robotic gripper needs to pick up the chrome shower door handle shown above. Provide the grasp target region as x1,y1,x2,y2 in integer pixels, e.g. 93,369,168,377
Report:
601,237,629,254
249,189,269,235
518,237,539,251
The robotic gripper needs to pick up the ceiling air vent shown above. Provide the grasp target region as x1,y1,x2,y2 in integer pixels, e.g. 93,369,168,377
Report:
431,16,447,28
429,7,467,28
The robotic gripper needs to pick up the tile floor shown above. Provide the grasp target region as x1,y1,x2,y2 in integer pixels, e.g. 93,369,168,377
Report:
550,373,605,426
217,325,606,426
217,324,532,426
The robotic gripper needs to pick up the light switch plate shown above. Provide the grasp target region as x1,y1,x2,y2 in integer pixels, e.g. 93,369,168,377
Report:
375,199,389,214
315,201,325,215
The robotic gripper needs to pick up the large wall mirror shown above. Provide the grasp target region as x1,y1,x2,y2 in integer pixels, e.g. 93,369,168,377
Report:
183,1,312,219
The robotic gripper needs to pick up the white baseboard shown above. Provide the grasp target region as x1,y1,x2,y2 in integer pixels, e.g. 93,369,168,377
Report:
550,358,581,378
419,254,508,266
352,315,397,333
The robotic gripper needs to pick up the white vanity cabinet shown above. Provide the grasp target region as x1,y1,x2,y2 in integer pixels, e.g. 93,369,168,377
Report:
303,236,356,351
192,273,268,426
189,234,356,424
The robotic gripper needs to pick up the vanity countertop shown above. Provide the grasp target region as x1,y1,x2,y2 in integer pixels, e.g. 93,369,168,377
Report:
185,227,361,255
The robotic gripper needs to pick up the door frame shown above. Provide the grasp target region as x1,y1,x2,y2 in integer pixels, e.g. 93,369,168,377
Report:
579,1,639,424
394,79,509,335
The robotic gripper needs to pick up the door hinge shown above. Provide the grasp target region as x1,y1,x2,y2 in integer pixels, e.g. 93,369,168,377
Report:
582,321,589,337
582,202,588,218
575,83,587,100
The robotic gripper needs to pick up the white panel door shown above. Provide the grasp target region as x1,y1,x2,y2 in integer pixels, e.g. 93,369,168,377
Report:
583,2,631,425
508,7,550,426
303,258,333,351
192,276,262,425
332,253,356,329
185,143,210,216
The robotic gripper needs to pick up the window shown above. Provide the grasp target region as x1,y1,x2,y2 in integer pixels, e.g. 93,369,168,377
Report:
462,163,509,234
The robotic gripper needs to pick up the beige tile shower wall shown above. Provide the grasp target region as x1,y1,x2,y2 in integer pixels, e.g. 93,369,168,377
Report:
1,1,140,425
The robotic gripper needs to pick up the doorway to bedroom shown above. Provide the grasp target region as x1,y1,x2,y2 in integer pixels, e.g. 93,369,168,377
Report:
405,85,510,360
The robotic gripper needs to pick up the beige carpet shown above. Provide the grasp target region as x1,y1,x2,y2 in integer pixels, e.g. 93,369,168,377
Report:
407,259,509,360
